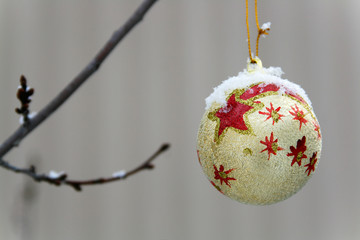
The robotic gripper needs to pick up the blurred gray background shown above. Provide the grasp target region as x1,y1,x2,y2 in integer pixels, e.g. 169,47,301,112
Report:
0,0,359,239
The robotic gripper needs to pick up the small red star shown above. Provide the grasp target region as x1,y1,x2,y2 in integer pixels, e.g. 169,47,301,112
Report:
289,105,308,130
259,102,285,125
213,165,236,187
287,136,307,166
304,152,318,176
260,132,284,160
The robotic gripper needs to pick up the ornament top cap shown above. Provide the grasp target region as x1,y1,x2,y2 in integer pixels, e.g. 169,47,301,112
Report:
247,57,263,73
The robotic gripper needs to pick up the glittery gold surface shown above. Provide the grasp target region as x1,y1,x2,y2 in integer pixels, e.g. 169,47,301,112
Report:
197,82,322,205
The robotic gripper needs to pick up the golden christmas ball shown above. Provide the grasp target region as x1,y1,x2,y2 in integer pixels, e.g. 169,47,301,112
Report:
197,58,322,205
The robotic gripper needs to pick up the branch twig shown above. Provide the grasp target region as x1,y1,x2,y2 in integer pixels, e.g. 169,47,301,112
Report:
15,75,34,124
0,144,169,191
0,0,158,158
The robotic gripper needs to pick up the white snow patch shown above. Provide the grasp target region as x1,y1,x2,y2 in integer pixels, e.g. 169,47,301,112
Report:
48,170,65,179
17,85,32,92
112,170,127,178
205,65,311,110
19,112,37,125
261,22,271,30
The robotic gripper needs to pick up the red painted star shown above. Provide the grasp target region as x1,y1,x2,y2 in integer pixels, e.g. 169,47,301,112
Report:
287,136,307,166
215,94,254,137
289,104,308,130
213,84,281,138
259,102,285,125
260,132,284,160
213,165,236,187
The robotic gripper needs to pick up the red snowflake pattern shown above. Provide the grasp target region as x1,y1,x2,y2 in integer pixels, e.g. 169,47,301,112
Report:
259,102,285,125
210,181,224,194
304,152,318,176
289,105,308,130
213,165,236,187
313,121,321,139
260,132,284,160
287,136,307,166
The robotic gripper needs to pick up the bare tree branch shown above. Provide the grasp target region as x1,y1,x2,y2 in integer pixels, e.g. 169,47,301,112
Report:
0,0,169,191
0,0,158,158
0,144,169,191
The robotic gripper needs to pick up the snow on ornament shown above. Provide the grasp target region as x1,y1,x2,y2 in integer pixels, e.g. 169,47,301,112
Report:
196,57,322,205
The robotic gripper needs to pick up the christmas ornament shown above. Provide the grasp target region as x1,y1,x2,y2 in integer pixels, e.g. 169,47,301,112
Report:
196,1,322,205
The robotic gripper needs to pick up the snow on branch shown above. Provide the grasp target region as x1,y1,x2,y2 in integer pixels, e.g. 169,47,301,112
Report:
0,144,169,191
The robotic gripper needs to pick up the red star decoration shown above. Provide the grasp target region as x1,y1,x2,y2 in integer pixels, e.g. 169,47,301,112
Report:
215,94,254,137
287,136,307,166
259,102,285,125
289,104,308,130
212,84,280,139
213,165,236,187
304,152,318,176
260,132,284,160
